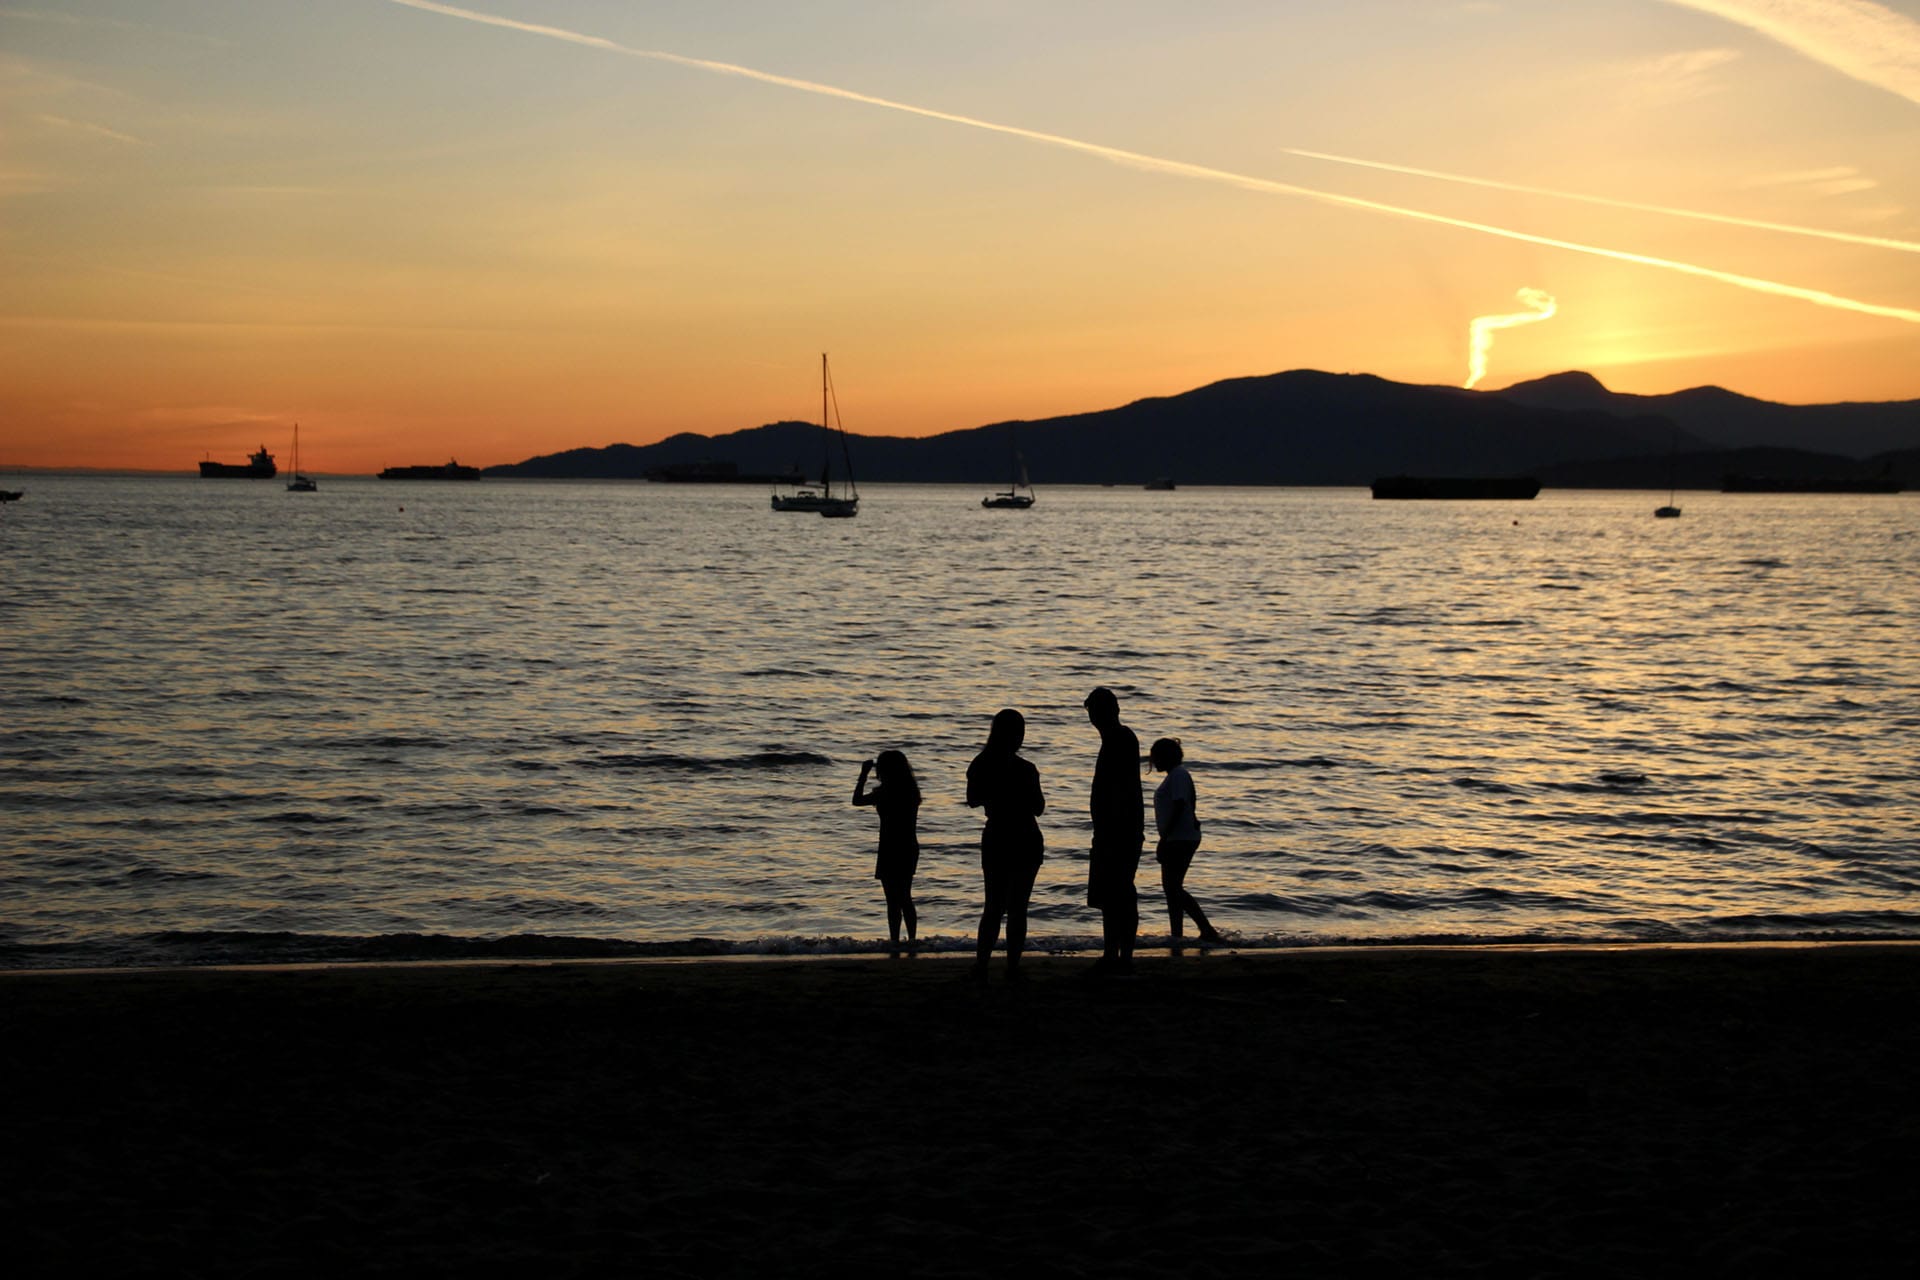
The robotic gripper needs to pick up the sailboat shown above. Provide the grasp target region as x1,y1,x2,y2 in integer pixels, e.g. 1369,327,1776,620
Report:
982,430,1035,509
1654,422,1680,517
771,354,858,517
285,423,317,492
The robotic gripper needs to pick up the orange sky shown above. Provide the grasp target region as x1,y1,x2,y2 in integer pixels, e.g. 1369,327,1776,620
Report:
4,1,1919,472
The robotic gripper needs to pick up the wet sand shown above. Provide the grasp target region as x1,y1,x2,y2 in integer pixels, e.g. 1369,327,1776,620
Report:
5,944,1916,1276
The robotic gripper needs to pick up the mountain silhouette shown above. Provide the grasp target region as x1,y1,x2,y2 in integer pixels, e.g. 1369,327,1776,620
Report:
1494,371,1920,457
484,369,1919,487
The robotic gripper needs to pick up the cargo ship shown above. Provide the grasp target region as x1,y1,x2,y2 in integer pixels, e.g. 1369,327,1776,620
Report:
199,445,277,478
378,460,481,481
1370,475,1541,500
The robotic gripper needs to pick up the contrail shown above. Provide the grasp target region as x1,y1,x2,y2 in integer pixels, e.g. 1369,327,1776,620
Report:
386,1,1920,327
1466,289,1558,389
1282,148,1920,255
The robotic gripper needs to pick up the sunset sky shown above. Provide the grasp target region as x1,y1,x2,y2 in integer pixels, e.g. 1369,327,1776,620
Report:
4,0,1919,471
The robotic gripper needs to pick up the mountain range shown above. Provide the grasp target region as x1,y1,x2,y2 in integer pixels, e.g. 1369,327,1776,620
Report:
485,369,1920,488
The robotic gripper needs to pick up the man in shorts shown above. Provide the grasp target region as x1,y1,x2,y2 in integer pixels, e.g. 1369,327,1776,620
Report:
1084,686,1144,975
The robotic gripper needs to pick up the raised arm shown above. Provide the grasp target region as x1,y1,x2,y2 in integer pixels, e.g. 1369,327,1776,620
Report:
852,759,877,806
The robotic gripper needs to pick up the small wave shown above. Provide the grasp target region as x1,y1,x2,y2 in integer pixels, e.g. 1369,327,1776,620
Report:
1546,773,1651,794
587,753,722,773
1352,890,1436,912
584,750,833,773
1206,755,1342,772
341,734,450,751
738,750,834,769
4,923,1919,970
1686,909,1920,935
252,811,355,825
1223,892,1338,916
122,866,226,884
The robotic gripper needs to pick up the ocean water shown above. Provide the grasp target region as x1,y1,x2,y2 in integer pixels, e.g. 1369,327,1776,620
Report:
2,475,1916,968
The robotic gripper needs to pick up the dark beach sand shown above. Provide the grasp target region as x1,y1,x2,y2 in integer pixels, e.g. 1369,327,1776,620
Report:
5,944,1917,1277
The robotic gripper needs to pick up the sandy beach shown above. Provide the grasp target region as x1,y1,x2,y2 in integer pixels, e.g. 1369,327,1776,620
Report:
5,943,1916,1276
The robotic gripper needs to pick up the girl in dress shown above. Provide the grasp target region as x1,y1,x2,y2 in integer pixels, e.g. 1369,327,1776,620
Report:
1149,737,1224,946
853,750,922,951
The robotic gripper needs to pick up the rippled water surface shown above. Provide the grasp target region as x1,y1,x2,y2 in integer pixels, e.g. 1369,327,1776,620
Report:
2,476,1916,966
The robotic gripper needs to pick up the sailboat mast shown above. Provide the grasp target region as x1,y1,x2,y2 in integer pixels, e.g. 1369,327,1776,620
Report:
820,353,832,489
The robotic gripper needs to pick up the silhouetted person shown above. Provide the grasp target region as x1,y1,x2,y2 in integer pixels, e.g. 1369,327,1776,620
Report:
965,708,1046,981
1084,686,1143,974
1149,737,1223,947
853,750,921,952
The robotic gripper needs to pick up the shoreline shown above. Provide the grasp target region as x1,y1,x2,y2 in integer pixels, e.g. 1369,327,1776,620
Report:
7,943,1916,1274
7,933,1920,980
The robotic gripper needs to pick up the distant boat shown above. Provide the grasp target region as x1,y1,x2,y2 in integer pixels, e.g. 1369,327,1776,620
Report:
982,430,1035,509
1370,476,1540,500
199,445,276,479
1653,421,1680,517
0,489,22,503
1144,477,1176,491
771,354,858,518
286,423,317,492
379,460,481,481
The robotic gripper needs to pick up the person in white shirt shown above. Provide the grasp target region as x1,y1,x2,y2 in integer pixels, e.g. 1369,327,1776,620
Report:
1149,737,1224,946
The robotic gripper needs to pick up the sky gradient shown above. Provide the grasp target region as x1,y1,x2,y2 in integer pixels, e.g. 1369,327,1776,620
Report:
5,0,1919,471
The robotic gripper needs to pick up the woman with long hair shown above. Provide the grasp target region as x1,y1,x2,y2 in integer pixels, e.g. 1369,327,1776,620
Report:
964,709,1046,980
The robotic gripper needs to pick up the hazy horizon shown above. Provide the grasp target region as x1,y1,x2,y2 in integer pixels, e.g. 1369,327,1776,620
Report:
5,1,1919,470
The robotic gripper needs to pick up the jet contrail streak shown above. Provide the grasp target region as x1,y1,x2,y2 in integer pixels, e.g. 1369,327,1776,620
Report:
1282,148,1920,255
1466,289,1558,389
387,1,1920,327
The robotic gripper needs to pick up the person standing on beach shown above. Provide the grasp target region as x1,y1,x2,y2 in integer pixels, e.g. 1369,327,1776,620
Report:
1149,737,1224,947
853,750,922,953
965,709,1046,981
1084,686,1144,975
